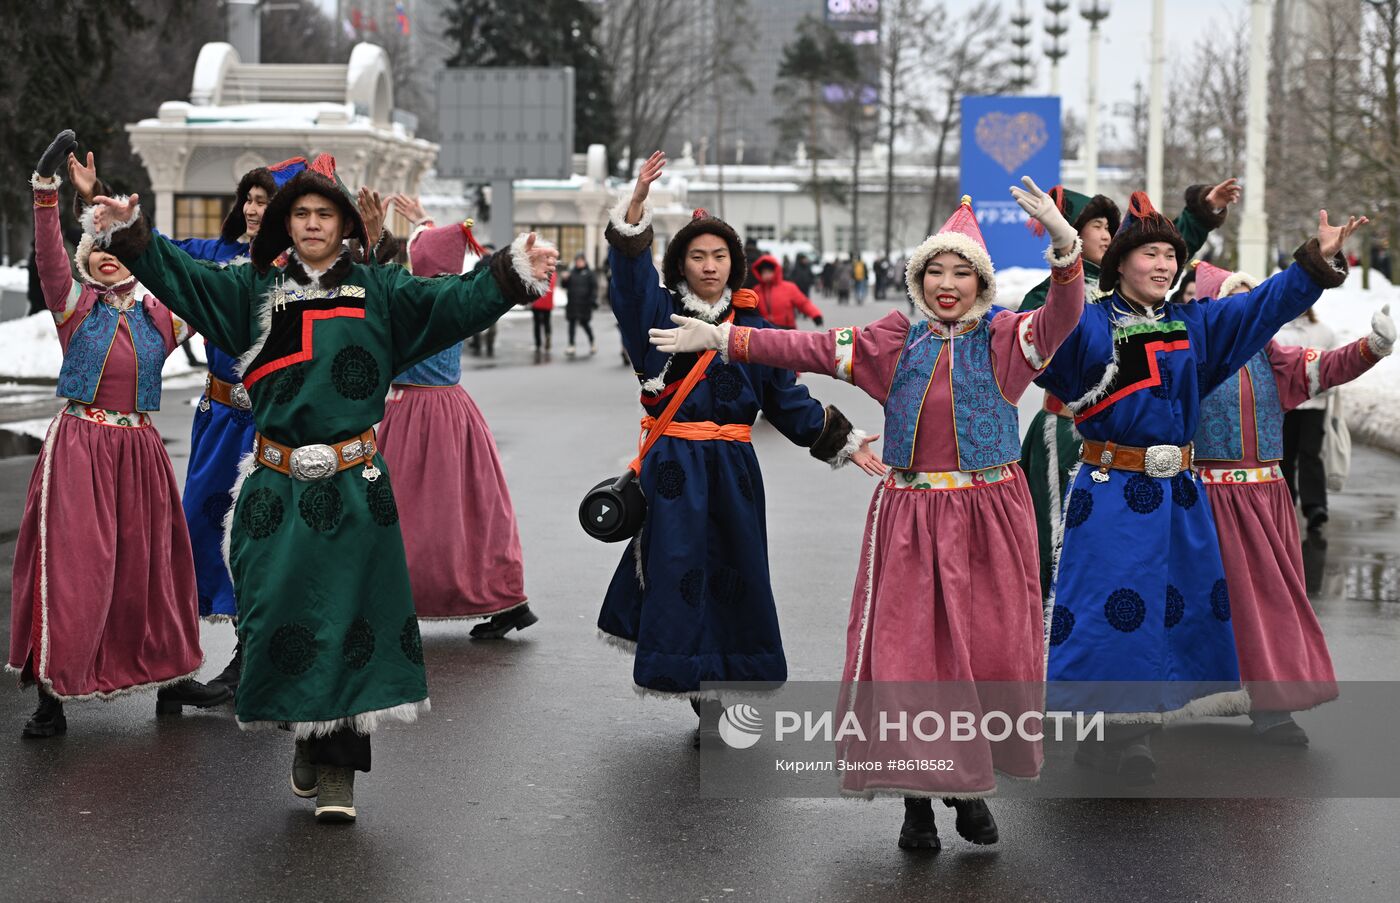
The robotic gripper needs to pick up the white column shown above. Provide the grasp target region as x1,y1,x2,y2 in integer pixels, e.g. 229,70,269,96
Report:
1238,0,1274,276
1085,23,1102,195
156,191,176,234
1147,0,1166,204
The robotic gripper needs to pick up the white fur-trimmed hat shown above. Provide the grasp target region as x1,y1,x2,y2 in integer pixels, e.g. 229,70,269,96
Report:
905,195,996,322
1194,259,1259,300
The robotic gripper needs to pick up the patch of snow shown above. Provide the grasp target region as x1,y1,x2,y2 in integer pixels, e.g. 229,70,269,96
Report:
1310,269,1400,455
0,264,28,293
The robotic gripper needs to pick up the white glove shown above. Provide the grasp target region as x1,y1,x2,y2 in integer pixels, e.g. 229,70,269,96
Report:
1368,303,1395,357
649,314,726,354
1010,176,1078,250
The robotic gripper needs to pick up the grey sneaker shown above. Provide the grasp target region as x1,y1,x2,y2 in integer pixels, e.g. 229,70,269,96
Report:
314,765,356,823
290,740,318,798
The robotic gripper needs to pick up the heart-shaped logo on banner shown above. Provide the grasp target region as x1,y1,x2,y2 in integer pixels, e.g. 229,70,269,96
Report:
974,112,1049,173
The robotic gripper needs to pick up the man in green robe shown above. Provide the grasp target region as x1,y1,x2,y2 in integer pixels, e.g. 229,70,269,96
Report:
88,160,557,823
1017,179,1239,603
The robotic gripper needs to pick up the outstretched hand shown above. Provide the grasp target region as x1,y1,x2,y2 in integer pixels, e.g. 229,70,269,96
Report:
626,151,666,224
90,193,140,234
1205,178,1242,210
849,434,887,477
522,232,558,282
648,314,725,354
358,186,385,249
1369,303,1395,357
1010,175,1076,250
391,192,429,226
1316,209,1368,260
67,151,99,200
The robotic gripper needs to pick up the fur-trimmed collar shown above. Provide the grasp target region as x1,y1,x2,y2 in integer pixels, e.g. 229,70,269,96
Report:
678,284,732,322
283,249,353,288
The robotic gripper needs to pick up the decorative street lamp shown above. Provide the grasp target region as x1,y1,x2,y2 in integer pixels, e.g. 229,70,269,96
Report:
1044,1,1070,96
1010,1,1034,93
1080,0,1111,193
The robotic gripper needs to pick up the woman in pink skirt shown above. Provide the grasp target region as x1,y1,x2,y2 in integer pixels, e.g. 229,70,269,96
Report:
1192,261,1393,744
377,203,531,634
7,132,225,738
651,179,1086,851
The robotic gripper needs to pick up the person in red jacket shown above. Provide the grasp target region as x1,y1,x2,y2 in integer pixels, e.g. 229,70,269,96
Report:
532,272,557,360
751,253,824,329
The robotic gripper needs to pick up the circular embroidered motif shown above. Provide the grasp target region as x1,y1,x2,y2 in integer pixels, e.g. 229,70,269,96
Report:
399,616,424,665
269,622,319,676
366,476,399,526
1165,585,1185,629
656,461,686,500
1149,365,1173,400
342,617,376,669
1171,472,1198,509
1104,587,1146,633
1211,578,1231,621
679,568,706,606
736,469,754,502
707,566,747,606
1065,488,1093,529
710,365,743,402
239,487,284,539
331,346,380,401
272,363,306,403
1048,605,1075,646
298,481,344,532
230,406,255,428
201,491,231,529
1123,474,1164,515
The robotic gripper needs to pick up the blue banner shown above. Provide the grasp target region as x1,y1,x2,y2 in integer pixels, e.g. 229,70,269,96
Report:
959,96,1061,271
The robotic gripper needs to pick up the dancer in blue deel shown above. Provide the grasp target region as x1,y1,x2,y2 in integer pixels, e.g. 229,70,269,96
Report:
67,153,308,696
1039,191,1366,784
598,151,881,745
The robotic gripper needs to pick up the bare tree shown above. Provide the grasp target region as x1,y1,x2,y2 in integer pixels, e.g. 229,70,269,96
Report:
708,0,757,220
878,0,933,258
920,0,1012,236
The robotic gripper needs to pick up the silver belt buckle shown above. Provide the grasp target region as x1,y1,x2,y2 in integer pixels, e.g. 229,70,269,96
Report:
229,383,252,410
1143,444,1183,479
289,443,338,481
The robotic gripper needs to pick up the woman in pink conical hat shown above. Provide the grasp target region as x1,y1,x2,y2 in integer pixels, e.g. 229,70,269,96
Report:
651,179,1088,851
377,197,532,635
1192,260,1393,744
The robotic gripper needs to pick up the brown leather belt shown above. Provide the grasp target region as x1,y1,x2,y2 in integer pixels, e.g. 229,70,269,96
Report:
254,428,378,481
1042,392,1073,419
1081,439,1193,482
205,373,251,410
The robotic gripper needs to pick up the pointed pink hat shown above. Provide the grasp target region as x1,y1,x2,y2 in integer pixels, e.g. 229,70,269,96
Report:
905,195,996,321
407,219,487,277
1193,260,1258,300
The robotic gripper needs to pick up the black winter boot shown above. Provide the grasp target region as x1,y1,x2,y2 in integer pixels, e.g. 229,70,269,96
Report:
156,678,232,715
469,603,539,639
898,797,940,851
691,698,723,748
943,798,999,844
22,687,66,739
207,639,243,697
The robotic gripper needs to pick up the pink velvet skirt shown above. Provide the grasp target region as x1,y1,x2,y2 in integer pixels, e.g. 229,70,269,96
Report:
378,384,526,619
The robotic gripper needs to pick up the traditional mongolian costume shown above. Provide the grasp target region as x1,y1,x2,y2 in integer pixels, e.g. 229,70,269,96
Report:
7,168,211,734
1039,195,1350,765
1191,261,1388,738
93,160,549,819
1018,186,1224,601
598,203,866,703
377,220,530,628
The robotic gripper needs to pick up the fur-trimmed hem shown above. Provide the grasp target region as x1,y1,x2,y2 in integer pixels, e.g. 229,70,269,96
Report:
596,627,639,655
221,451,259,575
905,231,997,323
81,196,141,247
827,428,869,470
1043,235,1084,269
234,287,274,380
202,614,237,624
1183,183,1227,231
608,197,653,237
630,684,785,702
810,404,857,467
510,233,554,296
418,599,530,622
237,698,431,739
31,665,204,703
1292,239,1348,289
1066,355,1119,414
1102,687,1253,724
846,481,888,707
31,171,61,192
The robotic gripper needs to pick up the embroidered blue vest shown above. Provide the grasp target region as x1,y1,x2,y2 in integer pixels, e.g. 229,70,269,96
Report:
394,342,463,386
56,302,167,411
882,313,1021,471
1195,349,1284,462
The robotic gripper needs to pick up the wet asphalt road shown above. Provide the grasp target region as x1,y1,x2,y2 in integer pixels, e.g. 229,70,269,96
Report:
0,301,1398,902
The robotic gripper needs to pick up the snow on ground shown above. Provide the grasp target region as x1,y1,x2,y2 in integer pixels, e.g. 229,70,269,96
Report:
0,265,27,293
1311,269,1400,455
0,311,198,381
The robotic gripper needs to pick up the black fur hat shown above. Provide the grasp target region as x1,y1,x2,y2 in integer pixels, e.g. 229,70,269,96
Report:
1098,192,1187,293
251,164,367,272
661,208,746,293
220,167,278,242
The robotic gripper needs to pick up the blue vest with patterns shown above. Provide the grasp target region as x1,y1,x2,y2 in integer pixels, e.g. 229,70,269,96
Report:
882,311,1021,471
394,342,463,386
56,301,167,411
1195,349,1285,462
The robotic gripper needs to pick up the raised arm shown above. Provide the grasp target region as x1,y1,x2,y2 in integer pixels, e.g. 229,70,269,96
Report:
1196,212,1362,393
89,194,257,356
605,151,675,353
387,233,555,372
1174,179,1238,259
30,174,81,323
1268,306,1393,409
